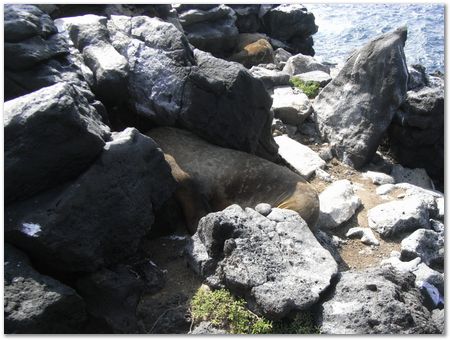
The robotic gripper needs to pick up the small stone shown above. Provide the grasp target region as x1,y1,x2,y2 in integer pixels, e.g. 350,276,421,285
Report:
255,203,272,216
376,184,395,196
363,171,395,185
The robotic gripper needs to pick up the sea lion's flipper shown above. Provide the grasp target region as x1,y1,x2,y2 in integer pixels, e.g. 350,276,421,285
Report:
164,154,210,234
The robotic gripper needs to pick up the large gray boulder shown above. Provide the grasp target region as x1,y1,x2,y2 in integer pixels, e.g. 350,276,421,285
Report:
4,244,86,333
4,83,110,204
5,128,176,273
368,197,430,239
107,16,277,160
388,85,444,187
187,205,338,319
180,49,277,160
318,267,439,334
314,27,409,168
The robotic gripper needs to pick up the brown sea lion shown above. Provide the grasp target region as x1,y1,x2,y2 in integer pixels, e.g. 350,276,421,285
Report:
147,127,319,234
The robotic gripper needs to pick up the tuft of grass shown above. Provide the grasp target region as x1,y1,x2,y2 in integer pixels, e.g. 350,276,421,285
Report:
190,287,320,334
190,287,272,334
290,77,321,98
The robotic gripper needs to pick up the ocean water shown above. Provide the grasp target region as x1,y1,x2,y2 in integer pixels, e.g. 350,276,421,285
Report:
305,3,445,73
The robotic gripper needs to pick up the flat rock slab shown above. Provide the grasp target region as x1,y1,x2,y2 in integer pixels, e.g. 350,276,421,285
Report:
274,135,325,179
249,66,290,89
318,180,361,229
295,70,332,87
368,197,430,239
318,267,440,334
283,53,330,76
187,205,338,319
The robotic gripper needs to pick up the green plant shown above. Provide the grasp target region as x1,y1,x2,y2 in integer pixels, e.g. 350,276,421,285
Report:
272,312,320,334
290,77,321,98
190,287,273,334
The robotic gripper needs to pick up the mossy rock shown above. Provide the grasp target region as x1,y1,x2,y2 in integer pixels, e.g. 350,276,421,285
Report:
290,76,321,98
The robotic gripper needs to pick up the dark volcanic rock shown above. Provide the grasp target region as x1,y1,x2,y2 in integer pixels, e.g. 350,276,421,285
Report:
4,5,69,71
4,4,57,42
262,4,317,55
318,267,439,334
5,128,176,273
187,205,337,319
55,15,129,106
388,85,444,186
229,4,261,33
175,5,239,57
314,27,409,169
76,261,166,333
181,49,278,160
4,244,86,334
4,82,110,204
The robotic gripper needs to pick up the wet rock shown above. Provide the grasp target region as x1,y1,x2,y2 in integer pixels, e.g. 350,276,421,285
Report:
186,205,338,319
271,86,313,125
314,27,408,168
275,135,325,179
368,197,430,239
283,53,330,76
4,82,109,204
5,128,176,273
400,229,443,270
4,244,86,334
295,70,332,87
362,171,395,185
318,266,439,334
318,180,361,229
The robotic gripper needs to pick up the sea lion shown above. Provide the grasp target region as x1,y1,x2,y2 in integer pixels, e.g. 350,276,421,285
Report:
147,127,319,234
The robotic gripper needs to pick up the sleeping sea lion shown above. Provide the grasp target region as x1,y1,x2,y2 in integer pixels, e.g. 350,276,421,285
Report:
147,127,319,234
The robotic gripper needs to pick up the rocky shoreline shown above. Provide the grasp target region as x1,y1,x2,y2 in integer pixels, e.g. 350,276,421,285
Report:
4,4,444,334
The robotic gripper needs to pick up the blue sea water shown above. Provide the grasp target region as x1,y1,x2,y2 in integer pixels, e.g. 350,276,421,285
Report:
305,3,445,73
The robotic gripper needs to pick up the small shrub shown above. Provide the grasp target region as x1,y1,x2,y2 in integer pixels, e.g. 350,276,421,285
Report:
190,287,272,334
290,77,321,98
